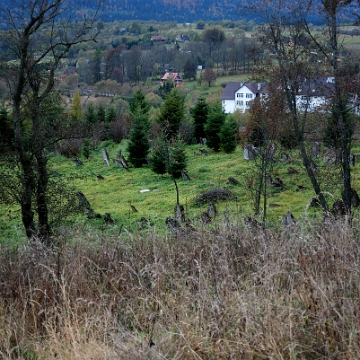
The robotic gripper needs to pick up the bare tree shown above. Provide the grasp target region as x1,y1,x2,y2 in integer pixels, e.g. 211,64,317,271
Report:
247,0,330,212
248,0,360,216
0,0,102,243
301,0,360,215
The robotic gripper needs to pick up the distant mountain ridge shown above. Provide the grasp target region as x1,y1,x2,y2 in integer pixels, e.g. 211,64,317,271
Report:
100,0,241,22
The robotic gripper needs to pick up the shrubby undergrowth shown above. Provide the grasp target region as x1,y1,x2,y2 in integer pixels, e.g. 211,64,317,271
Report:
1,218,360,359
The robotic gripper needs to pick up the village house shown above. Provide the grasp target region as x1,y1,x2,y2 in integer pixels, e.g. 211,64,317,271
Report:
221,77,360,115
161,72,183,85
221,82,268,113
151,35,167,43
295,77,335,112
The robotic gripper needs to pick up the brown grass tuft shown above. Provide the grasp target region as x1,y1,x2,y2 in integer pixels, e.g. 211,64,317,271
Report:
1,219,360,359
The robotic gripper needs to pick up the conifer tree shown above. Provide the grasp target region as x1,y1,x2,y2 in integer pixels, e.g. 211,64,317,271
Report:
127,112,150,167
96,103,106,123
204,102,226,151
220,116,238,153
191,96,209,142
158,88,185,139
127,90,150,168
84,102,96,124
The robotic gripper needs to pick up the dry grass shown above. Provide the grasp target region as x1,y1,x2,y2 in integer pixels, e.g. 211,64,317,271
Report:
1,218,360,359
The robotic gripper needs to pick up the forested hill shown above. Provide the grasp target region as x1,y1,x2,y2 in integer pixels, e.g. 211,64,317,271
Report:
100,0,240,22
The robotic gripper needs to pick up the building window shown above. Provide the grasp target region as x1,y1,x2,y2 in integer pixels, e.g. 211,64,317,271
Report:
245,101,250,106
246,93,253,98
237,93,244,98
236,100,243,106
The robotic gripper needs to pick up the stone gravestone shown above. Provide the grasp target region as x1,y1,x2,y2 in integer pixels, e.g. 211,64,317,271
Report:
349,153,355,167
244,145,257,160
324,147,342,165
281,211,296,228
102,148,110,166
310,141,320,159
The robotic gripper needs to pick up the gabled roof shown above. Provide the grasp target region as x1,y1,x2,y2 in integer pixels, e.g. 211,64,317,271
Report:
221,82,269,100
161,72,182,82
221,82,241,100
297,77,335,97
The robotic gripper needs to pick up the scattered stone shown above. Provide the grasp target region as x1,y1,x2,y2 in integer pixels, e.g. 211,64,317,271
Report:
281,152,291,163
265,175,273,186
72,157,83,166
281,211,296,228
310,141,321,159
140,189,150,193
102,148,110,166
201,212,212,224
113,158,130,171
207,202,217,218
117,151,130,171
181,169,191,181
287,167,299,175
174,204,185,223
351,189,360,208
349,153,355,167
269,203,281,208
227,176,239,185
244,216,264,234
166,217,181,235
199,148,210,156
272,177,285,190
103,213,115,224
244,144,258,160
267,143,277,161
309,197,320,207
332,199,346,218
130,204,138,213
324,147,342,165
76,191,91,210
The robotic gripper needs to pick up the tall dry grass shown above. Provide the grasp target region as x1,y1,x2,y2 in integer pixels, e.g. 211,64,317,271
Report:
1,218,360,359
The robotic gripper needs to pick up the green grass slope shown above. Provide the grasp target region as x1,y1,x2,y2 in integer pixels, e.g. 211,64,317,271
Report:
2,139,360,243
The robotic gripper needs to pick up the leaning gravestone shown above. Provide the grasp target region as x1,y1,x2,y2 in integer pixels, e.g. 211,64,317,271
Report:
324,147,342,165
102,148,110,166
244,145,257,160
310,141,320,159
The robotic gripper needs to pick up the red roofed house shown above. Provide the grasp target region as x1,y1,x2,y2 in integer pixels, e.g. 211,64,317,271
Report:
161,72,183,86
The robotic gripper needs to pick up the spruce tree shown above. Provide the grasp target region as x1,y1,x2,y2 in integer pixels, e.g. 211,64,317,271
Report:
204,102,226,151
84,102,96,124
127,112,150,168
96,103,106,123
149,137,187,178
323,99,354,149
220,116,238,153
129,89,150,115
191,96,209,142
158,88,185,139
127,90,151,168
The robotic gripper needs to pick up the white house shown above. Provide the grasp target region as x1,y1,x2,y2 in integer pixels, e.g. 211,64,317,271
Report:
295,77,335,112
221,82,269,113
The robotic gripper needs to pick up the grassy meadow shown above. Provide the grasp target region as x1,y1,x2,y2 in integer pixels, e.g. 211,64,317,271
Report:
3,136,360,243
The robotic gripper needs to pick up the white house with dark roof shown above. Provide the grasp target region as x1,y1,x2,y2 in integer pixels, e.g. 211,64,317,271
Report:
221,82,269,113
295,77,335,112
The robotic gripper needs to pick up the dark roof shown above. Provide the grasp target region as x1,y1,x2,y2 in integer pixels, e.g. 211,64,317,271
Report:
244,82,269,94
297,77,335,97
221,82,241,100
221,82,269,100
